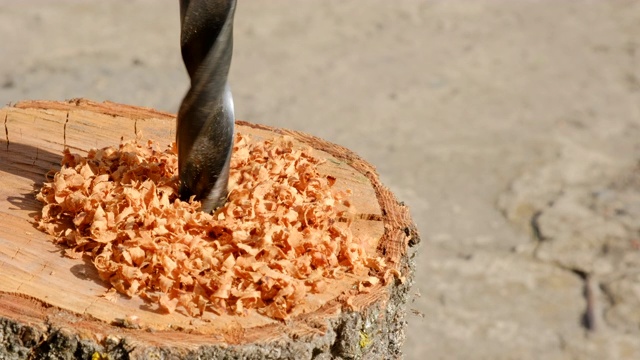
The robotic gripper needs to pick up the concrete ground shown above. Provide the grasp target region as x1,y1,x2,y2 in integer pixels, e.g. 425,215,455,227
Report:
2,1,640,359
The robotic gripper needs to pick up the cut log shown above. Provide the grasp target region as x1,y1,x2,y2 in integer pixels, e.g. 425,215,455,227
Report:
0,99,419,360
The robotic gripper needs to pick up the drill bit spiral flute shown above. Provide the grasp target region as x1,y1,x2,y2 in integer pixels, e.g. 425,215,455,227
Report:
177,0,237,212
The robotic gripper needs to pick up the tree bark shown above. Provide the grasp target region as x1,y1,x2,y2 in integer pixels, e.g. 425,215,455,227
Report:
0,99,419,360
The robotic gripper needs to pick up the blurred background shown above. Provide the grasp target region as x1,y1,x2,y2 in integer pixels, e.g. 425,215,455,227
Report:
2,1,640,358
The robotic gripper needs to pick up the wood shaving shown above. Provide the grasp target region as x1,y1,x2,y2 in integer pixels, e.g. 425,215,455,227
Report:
37,134,387,319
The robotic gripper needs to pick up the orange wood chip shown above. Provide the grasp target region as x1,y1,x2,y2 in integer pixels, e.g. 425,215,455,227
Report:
36,134,385,319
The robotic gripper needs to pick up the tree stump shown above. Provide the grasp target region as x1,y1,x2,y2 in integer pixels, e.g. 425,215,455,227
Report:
0,99,419,360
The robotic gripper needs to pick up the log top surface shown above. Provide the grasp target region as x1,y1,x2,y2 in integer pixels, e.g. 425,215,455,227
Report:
0,100,412,349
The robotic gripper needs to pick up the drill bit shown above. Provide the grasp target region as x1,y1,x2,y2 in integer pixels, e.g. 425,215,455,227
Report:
177,0,236,212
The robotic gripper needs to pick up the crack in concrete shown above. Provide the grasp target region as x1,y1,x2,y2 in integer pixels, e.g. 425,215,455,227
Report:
516,214,602,335
523,206,601,333
539,258,607,335
532,256,601,333
584,275,597,332
530,210,547,242
570,269,597,332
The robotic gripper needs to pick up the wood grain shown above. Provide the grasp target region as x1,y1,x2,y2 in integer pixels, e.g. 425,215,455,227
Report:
0,99,417,358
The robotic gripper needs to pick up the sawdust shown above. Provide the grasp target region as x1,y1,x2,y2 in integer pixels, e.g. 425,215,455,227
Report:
36,134,388,319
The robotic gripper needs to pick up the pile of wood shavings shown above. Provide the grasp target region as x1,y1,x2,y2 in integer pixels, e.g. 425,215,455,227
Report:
37,134,387,319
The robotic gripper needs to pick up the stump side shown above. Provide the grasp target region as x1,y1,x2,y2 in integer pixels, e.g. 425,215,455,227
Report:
0,99,419,360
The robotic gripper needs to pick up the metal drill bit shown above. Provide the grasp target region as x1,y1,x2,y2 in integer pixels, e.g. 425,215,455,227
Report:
177,0,236,212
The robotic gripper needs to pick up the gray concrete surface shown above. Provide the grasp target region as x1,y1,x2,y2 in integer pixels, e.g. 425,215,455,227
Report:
2,1,640,359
